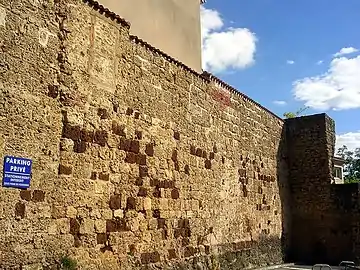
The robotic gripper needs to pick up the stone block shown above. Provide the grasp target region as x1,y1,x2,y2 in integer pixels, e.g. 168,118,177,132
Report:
15,202,25,219
130,140,140,154
106,219,129,232
128,218,140,232
139,165,148,178
20,190,32,201
191,200,199,211
173,199,181,210
95,220,107,233
94,130,108,146
57,218,70,234
125,152,136,164
77,207,89,218
126,197,136,210
109,194,121,210
140,251,160,264
48,221,58,235
58,164,72,175
143,198,152,210
90,209,102,219
0,204,4,219
114,209,124,218
139,218,148,232
186,211,194,218
95,181,108,194
136,154,147,165
160,210,170,219
159,198,169,210
167,210,175,218
171,188,180,199
173,131,180,140
51,205,66,219
145,143,154,156
22,263,43,270
137,187,147,197
66,206,77,218
99,172,110,181
101,209,113,220
135,130,142,140
80,219,94,234
32,190,45,202
119,138,131,152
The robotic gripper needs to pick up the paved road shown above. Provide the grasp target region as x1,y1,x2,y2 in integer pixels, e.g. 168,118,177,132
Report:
277,266,312,270
278,265,344,270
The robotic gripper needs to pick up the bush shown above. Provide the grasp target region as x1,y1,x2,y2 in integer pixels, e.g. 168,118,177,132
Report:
60,256,77,270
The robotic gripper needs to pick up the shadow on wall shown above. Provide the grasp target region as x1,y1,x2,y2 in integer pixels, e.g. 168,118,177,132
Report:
279,113,360,265
276,123,292,263
282,113,336,265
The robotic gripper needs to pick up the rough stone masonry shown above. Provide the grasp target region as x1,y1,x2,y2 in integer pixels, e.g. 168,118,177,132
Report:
0,0,347,269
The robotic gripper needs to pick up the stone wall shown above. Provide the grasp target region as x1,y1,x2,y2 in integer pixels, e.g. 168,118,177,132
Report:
329,183,360,264
5,0,358,268
286,114,335,263
0,0,288,269
285,114,360,265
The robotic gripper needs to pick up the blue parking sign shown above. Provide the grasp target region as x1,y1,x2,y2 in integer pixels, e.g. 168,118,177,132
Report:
3,156,32,189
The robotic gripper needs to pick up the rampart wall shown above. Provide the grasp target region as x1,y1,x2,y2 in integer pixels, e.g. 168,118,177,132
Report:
286,113,360,264
1,0,357,269
0,1,288,268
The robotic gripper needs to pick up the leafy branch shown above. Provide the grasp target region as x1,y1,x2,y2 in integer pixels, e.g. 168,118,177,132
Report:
283,106,310,119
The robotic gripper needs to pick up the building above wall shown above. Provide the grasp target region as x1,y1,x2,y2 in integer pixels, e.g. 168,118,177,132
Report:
333,156,345,184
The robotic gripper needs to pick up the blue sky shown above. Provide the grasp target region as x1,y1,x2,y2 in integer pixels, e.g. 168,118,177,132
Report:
201,0,360,151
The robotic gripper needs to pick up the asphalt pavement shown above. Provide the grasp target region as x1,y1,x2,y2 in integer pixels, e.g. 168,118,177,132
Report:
278,265,343,270
276,266,312,270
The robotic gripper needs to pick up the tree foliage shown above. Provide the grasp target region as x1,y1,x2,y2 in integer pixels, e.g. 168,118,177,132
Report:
283,112,297,119
337,145,360,184
283,106,310,119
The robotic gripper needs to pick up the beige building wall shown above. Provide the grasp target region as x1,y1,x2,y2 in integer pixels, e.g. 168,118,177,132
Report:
332,157,345,184
98,0,203,72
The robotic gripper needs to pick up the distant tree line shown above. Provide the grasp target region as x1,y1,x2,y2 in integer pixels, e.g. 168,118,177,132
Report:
337,145,360,184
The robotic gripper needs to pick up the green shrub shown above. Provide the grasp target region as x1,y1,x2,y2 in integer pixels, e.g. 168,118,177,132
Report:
60,256,77,270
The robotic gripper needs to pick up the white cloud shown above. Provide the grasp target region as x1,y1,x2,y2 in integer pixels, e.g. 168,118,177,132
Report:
201,6,257,73
336,131,360,152
317,60,323,65
273,100,287,106
333,47,358,58
201,7,223,38
293,55,360,111
287,60,295,65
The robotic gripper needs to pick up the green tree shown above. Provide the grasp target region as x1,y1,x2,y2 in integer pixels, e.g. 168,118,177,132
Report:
337,145,360,184
283,112,297,119
283,106,310,119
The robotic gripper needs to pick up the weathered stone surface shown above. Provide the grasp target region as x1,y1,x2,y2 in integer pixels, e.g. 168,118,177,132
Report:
0,1,345,269
285,114,359,265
